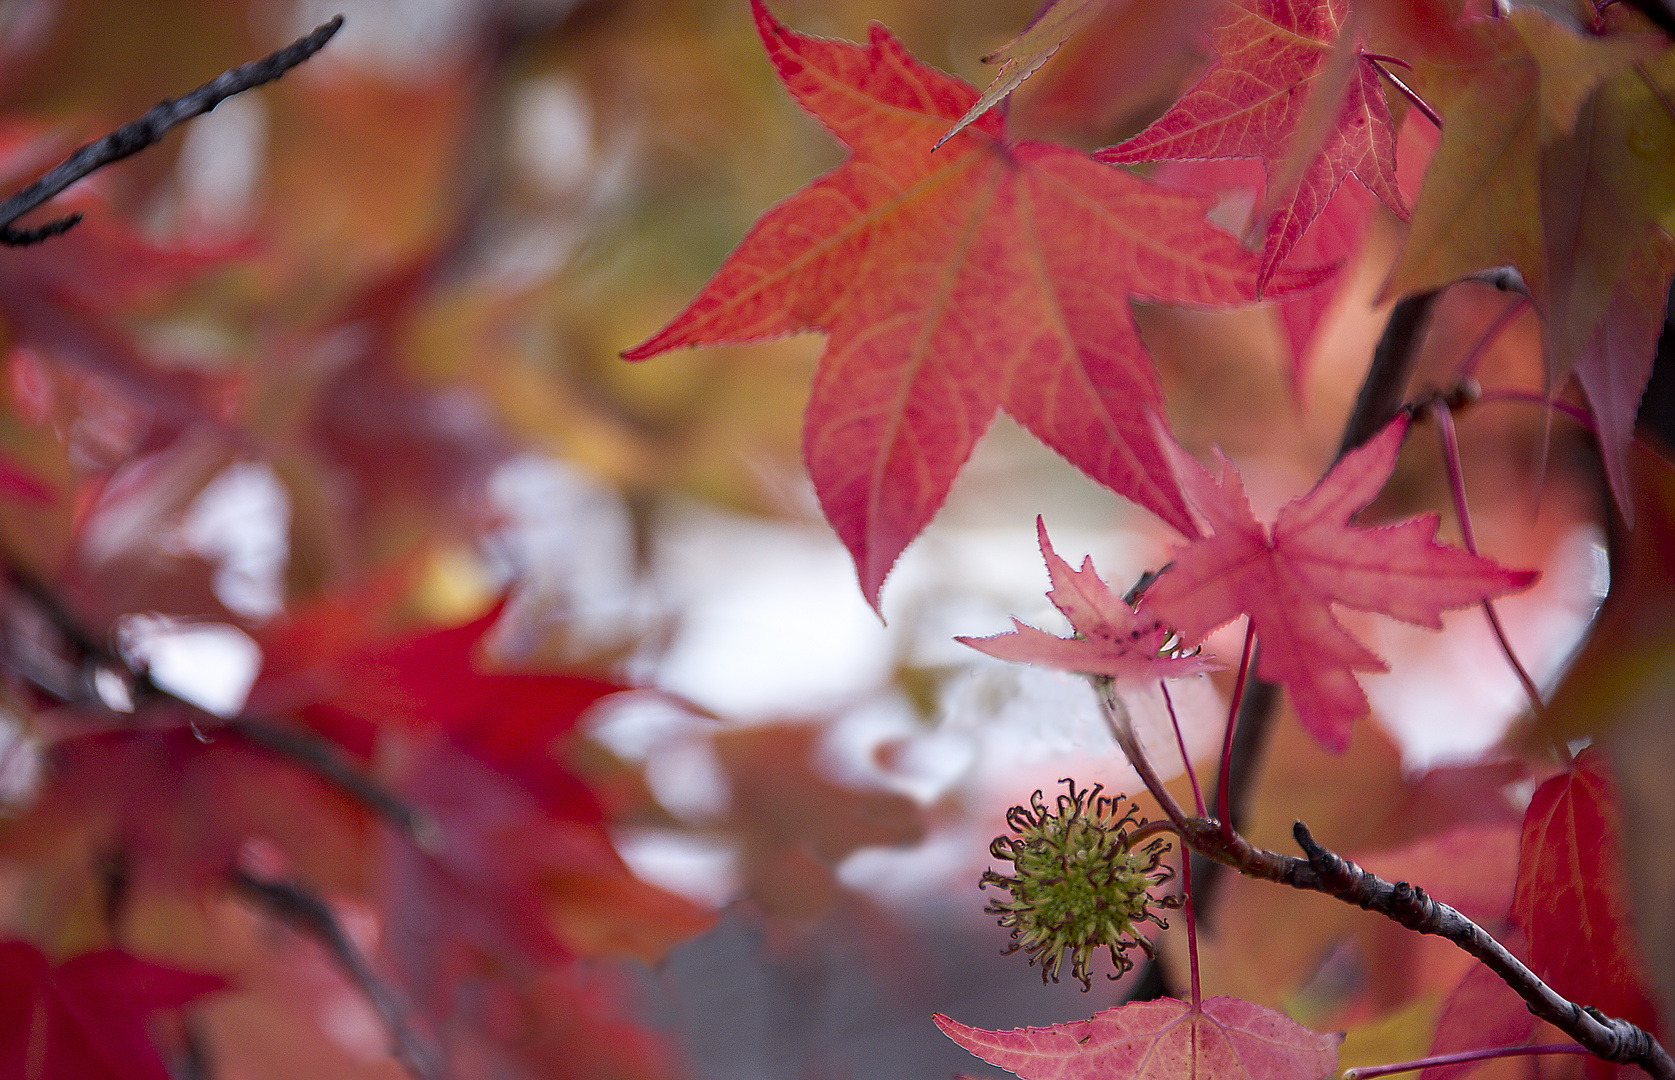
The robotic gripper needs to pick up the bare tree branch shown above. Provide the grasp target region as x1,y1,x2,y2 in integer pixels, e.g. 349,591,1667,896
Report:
1174,815,1675,1080
229,869,441,1080
0,15,344,245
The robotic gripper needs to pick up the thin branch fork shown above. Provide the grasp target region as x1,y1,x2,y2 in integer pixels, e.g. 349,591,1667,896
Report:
229,869,441,1080
0,15,344,245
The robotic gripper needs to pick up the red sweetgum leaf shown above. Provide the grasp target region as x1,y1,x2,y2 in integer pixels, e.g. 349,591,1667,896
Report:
1098,0,1407,288
1140,413,1538,751
251,600,620,822
1511,749,1659,1033
958,515,1219,682
380,733,713,991
625,0,1325,607
0,125,249,441
0,940,226,1080
935,996,1340,1080
0,725,371,894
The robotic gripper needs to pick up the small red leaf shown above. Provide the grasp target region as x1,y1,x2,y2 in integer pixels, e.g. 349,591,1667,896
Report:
1142,413,1538,751
959,516,1218,682
253,600,621,821
1419,933,1540,1080
936,996,1340,1080
1511,749,1659,1031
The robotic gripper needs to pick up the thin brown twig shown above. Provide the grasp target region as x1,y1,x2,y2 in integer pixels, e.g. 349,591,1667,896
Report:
1367,56,1442,130
228,869,441,1080
1428,399,1546,716
0,16,344,245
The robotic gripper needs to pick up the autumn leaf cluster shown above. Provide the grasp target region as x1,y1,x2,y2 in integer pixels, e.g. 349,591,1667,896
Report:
0,1,1673,1080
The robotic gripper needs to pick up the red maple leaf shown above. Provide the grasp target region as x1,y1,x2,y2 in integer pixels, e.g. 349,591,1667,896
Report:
380,732,714,992
625,0,1324,606
1099,0,1407,288
958,516,1219,683
935,996,1341,1080
1140,413,1538,751
1511,749,1660,1035
0,941,225,1080
251,600,620,822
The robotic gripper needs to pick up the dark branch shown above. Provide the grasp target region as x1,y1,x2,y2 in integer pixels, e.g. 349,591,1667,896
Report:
221,716,421,835
229,869,441,1080
1339,289,1439,457
0,15,344,245
1178,817,1675,1080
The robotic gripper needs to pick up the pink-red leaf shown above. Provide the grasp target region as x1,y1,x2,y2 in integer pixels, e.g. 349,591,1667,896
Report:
0,941,225,1080
1099,0,1406,288
958,516,1218,682
935,996,1340,1080
250,600,620,821
1141,414,1538,751
625,1,1324,606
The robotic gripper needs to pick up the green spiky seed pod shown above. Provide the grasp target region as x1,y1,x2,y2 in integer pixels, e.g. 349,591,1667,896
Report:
982,779,1179,990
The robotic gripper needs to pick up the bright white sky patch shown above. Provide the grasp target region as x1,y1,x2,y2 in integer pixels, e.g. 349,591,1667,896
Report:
117,615,262,718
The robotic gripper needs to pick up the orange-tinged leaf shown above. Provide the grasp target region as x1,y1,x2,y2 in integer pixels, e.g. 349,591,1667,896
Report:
1511,749,1659,1031
1384,9,1674,517
935,996,1341,1080
1542,50,1675,395
1385,12,1661,306
958,515,1219,682
625,1,1325,606
1099,0,1407,288
1141,414,1539,751
1508,10,1665,138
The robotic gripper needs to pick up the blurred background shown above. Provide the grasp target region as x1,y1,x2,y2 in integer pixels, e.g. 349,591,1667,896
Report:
0,1,1620,1078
